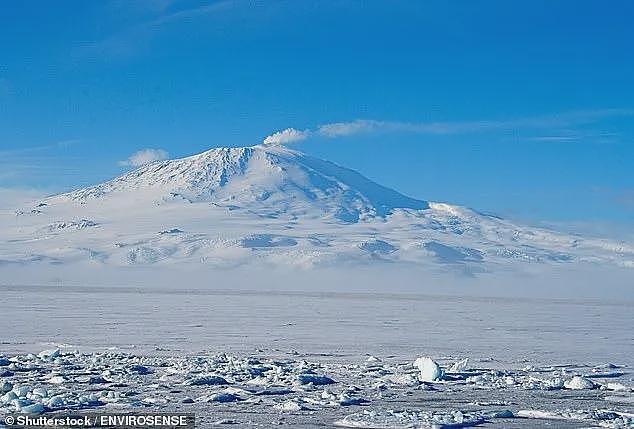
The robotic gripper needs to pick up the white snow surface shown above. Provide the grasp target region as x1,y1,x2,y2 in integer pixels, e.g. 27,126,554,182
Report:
1,144,633,273
2,145,633,428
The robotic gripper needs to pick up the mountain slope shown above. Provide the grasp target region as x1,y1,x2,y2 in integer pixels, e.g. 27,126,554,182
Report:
52,145,428,222
1,145,633,271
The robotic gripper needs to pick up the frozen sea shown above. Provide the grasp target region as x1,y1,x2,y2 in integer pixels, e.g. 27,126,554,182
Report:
1,284,633,367
1,276,633,428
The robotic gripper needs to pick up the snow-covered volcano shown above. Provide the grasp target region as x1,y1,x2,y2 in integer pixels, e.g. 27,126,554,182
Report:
54,145,428,222
2,145,633,270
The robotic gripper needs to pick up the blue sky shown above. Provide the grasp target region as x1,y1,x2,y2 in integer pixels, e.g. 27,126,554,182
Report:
1,0,633,228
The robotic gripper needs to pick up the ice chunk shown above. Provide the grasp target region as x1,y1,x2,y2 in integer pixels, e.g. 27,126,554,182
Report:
48,375,69,384
339,396,368,406
449,358,469,372
2,391,18,403
207,393,240,403
606,382,631,392
185,375,229,386
297,374,336,385
47,395,65,408
563,376,595,390
128,364,153,375
490,410,514,418
31,387,48,398
382,374,419,386
38,349,61,360
274,400,303,412
20,403,45,414
88,376,109,384
13,385,31,397
142,396,168,405
517,410,566,420
413,357,444,382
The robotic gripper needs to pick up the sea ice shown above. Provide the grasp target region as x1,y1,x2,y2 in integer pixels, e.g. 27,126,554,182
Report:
184,375,229,386
334,409,484,428
19,403,44,414
297,374,336,385
413,357,444,382
606,382,631,392
274,400,303,412
37,349,60,360
564,376,596,390
0,348,631,428
448,358,469,373
47,375,69,384
207,392,240,403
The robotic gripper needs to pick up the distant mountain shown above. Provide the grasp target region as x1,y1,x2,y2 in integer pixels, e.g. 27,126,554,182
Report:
53,145,429,222
2,145,633,270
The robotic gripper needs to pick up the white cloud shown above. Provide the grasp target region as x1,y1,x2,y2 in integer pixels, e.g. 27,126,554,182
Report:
262,109,634,146
262,128,311,146
118,148,169,167
90,0,236,59
320,119,498,136
264,120,482,145
317,120,382,137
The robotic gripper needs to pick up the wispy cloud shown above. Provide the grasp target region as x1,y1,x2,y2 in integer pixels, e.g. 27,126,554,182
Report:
262,109,634,146
118,148,169,167
528,130,621,144
528,135,579,143
86,0,236,58
0,139,80,158
318,120,382,137
150,0,235,26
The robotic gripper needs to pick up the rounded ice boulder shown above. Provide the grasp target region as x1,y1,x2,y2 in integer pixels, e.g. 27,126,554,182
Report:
413,357,444,382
